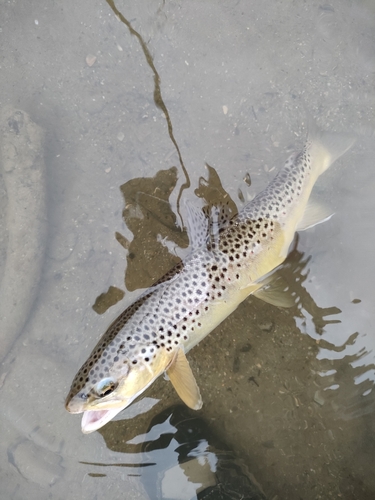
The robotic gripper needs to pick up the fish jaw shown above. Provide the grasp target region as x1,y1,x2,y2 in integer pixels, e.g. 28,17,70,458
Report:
66,386,147,433
65,351,175,433
81,406,127,434
65,384,144,433
79,369,166,433
65,391,134,433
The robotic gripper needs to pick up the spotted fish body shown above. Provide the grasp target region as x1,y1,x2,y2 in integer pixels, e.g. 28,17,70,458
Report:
66,124,354,433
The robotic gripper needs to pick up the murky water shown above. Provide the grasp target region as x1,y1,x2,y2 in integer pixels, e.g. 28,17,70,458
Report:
1,0,374,499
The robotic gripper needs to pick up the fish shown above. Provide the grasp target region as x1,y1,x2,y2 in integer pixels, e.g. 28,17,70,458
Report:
65,121,354,433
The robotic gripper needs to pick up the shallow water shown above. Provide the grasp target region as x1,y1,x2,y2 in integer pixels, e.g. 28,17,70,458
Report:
1,0,375,499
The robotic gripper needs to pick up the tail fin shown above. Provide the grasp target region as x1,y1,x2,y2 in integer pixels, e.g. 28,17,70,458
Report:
307,117,355,176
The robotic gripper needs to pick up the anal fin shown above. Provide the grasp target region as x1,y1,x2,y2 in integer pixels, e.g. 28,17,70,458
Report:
253,274,296,308
166,348,202,410
297,199,333,232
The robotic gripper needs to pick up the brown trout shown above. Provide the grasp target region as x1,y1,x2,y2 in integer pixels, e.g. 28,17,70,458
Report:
65,123,354,433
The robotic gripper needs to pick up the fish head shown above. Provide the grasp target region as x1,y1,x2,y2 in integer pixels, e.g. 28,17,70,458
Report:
65,337,174,434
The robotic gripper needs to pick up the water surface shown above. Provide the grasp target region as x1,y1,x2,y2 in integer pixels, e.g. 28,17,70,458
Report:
1,1,375,499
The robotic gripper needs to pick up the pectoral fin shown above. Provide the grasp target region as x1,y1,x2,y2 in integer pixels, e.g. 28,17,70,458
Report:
166,348,202,410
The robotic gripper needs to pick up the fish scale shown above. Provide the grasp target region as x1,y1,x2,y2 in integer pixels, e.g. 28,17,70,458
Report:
66,123,354,433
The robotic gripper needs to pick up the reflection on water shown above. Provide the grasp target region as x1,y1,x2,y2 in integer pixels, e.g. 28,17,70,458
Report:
88,405,267,500
270,241,342,334
118,166,188,291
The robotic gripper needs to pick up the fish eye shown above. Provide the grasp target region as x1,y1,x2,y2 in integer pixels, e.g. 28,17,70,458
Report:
93,377,118,398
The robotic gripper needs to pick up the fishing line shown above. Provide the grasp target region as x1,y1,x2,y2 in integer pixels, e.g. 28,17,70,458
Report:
106,0,190,228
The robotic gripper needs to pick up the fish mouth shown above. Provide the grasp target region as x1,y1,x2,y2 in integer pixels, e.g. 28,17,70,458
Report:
81,406,127,434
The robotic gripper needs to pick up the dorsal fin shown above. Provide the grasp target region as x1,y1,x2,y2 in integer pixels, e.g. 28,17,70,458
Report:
184,199,235,250
204,201,235,244
184,200,210,249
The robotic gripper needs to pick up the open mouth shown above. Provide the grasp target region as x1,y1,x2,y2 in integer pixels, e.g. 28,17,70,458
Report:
81,407,126,434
